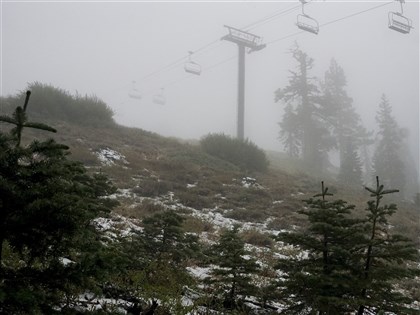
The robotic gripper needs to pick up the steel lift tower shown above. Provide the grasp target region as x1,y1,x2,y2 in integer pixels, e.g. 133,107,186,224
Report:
222,25,266,141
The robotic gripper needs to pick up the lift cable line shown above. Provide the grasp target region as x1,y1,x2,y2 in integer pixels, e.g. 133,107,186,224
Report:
129,4,303,88
129,0,399,96
241,3,302,31
267,1,394,45
132,1,404,106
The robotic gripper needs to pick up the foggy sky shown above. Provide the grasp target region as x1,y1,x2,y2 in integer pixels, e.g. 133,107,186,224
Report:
1,0,419,171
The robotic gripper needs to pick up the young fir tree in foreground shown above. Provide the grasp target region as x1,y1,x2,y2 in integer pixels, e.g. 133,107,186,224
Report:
0,91,116,313
206,225,259,312
355,177,419,314
276,182,363,314
276,180,418,314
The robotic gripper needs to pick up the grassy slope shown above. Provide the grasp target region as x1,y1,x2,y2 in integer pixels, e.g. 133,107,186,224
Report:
11,116,417,244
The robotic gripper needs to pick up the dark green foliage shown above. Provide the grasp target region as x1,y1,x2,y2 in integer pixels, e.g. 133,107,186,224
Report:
276,182,363,314
4,82,115,127
200,133,269,172
276,180,419,314
356,177,418,315
104,210,199,312
372,95,406,191
0,91,116,313
206,226,259,310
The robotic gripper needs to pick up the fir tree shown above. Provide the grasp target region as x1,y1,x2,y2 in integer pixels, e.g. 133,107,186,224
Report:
372,95,405,190
110,210,199,313
276,182,364,314
275,43,333,171
278,104,301,158
0,91,116,313
207,225,259,310
356,177,419,314
320,59,366,186
337,136,363,187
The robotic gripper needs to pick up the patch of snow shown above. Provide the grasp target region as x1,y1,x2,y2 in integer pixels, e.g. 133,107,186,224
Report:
187,183,197,188
186,266,213,280
95,147,128,166
59,257,74,266
272,200,284,204
92,213,142,241
240,177,264,189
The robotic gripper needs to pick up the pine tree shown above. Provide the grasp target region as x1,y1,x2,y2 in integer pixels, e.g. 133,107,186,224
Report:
0,91,116,313
275,179,418,314
275,182,364,314
278,104,301,158
114,210,199,313
356,177,419,314
207,225,259,310
337,136,363,187
372,95,405,190
275,43,333,171
320,59,366,186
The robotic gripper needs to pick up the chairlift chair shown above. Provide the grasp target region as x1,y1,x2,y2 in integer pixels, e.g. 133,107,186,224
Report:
388,0,412,34
296,0,319,35
184,51,202,75
297,14,319,35
153,89,166,105
388,12,412,34
128,81,142,100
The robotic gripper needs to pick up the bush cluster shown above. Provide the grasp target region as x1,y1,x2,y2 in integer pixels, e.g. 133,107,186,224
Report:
200,133,269,172
5,82,115,127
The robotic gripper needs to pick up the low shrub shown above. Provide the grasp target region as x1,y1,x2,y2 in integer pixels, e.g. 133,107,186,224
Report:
132,179,173,197
200,133,269,172
241,229,273,248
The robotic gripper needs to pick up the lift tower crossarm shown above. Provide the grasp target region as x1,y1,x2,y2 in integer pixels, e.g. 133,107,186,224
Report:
222,25,265,141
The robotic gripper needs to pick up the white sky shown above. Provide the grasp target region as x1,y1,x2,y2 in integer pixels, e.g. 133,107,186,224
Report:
1,0,419,170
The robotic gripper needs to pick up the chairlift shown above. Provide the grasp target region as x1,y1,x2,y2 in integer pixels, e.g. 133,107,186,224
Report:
128,81,142,100
153,88,166,105
388,1,412,34
296,0,319,35
184,51,202,75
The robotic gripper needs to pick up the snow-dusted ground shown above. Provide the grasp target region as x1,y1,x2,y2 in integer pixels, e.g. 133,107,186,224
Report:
95,147,128,166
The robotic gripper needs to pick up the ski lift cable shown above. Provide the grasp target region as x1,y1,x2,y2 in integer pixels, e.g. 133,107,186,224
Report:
267,1,394,45
131,1,395,88
320,1,393,29
131,3,304,85
241,3,302,31
135,1,398,97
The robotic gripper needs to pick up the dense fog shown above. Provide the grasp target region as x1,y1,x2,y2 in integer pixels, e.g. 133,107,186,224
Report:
1,0,419,187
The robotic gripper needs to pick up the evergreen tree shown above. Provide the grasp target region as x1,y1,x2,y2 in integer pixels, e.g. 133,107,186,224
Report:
278,104,301,158
356,177,419,314
372,95,405,190
206,225,259,310
0,91,116,313
337,136,363,187
276,182,363,314
275,43,333,171
110,210,199,313
320,59,365,186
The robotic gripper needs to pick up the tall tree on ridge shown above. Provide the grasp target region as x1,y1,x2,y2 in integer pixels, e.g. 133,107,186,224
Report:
320,59,365,186
275,43,332,171
372,94,405,191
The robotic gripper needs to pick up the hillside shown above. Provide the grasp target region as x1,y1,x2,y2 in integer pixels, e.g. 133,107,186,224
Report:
1,85,419,314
